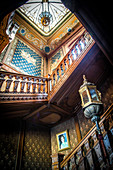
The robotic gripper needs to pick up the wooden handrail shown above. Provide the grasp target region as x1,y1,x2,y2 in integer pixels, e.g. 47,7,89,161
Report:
51,30,86,76
0,71,51,81
60,104,113,168
0,31,94,103
49,31,95,100
0,71,51,102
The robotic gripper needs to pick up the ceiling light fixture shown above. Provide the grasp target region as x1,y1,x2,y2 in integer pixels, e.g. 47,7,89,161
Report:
38,0,53,27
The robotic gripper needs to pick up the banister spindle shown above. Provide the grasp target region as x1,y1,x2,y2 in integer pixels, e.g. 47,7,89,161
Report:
53,74,56,86
69,155,77,169
48,74,52,93
27,77,32,93
84,140,94,169
89,135,101,169
68,54,72,66
32,78,37,93
80,38,85,50
80,36,85,49
57,69,60,81
75,44,80,55
20,77,26,93
5,75,13,93
42,78,46,94
76,147,85,169
0,74,5,91
63,161,69,170
84,32,91,44
13,76,20,93
78,40,82,52
38,78,42,93
64,59,68,71
71,49,77,60
60,63,64,76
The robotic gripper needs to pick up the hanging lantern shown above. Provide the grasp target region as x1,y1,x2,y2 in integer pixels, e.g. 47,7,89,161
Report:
38,0,53,27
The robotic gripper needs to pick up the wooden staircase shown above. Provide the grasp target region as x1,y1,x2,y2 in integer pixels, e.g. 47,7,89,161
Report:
59,104,113,169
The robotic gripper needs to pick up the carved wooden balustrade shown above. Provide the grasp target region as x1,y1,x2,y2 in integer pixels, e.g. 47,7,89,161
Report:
49,31,95,100
0,31,95,103
0,71,51,103
60,104,113,170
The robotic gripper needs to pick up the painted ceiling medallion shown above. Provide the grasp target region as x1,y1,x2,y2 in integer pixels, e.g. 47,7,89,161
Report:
18,0,71,36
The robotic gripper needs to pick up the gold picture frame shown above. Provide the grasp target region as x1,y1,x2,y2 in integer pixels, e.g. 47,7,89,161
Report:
56,130,70,152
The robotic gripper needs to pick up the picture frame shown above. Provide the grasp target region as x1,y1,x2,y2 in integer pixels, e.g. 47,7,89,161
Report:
56,130,70,152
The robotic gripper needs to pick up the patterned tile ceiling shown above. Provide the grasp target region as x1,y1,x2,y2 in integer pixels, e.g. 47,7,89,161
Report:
17,0,71,36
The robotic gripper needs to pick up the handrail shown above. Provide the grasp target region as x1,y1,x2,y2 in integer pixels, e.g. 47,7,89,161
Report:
60,104,113,168
49,31,95,100
0,71,51,102
0,31,95,103
0,70,50,80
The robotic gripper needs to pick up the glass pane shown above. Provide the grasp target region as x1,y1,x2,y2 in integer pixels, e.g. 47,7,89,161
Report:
82,90,89,104
89,88,98,101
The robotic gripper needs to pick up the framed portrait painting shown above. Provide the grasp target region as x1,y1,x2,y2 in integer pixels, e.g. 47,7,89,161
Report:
56,130,70,152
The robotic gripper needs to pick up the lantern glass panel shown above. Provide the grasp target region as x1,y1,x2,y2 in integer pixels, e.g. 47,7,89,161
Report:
82,90,89,104
89,88,99,101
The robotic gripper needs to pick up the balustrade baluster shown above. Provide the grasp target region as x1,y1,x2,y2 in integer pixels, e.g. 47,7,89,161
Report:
64,59,68,71
26,81,32,93
91,131,98,146
75,44,81,55
20,77,26,93
68,54,72,66
80,37,85,50
76,147,85,170
71,49,77,60
100,123,113,166
84,140,94,170
0,74,5,91
5,75,13,93
57,69,60,81
48,74,52,92
38,78,42,93
49,79,52,92
53,74,56,86
32,78,37,93
42,79,46,94
75,48,78,57
78,41,82,52
60,64,64,76
13,76,20,93
89,135,101,169
84,32,91,44
26,77,32,93
91,129,108,168
104,117,113,154
63,161,70,170
69,155,77,169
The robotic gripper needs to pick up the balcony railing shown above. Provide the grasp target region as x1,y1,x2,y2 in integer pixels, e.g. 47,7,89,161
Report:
0,71,51,103
49,31,95,100
0,31,95,103
60,104,113,169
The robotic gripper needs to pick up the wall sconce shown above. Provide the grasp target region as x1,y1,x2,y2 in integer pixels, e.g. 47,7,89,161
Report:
79,75,110,166
79,75,103,126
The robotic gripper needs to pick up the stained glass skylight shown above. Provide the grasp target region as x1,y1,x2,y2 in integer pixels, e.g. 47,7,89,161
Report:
17,0,71,36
